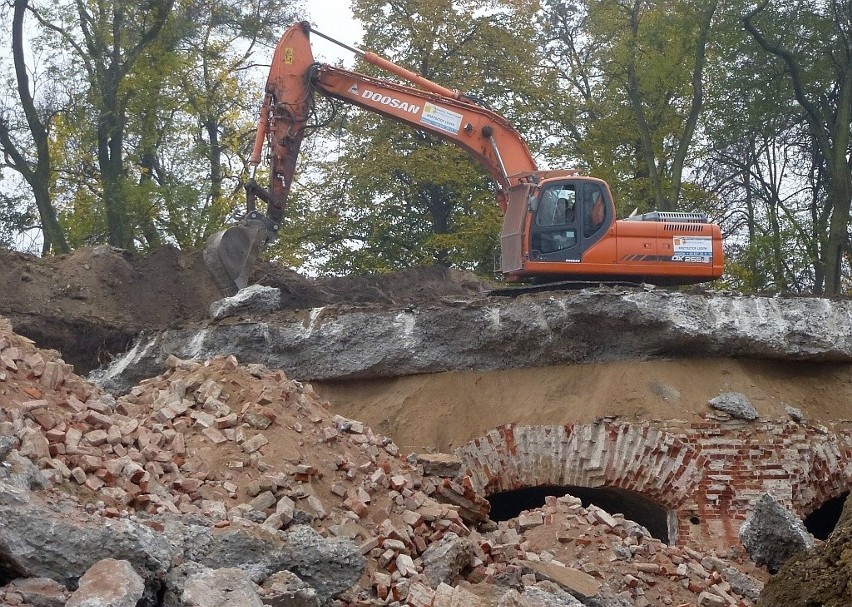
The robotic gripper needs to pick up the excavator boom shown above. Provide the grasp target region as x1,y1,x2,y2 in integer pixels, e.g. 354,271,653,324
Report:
203,22,315,295
204,21,544,295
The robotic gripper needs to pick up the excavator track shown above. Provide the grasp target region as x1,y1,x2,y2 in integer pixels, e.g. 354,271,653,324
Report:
484,280,651,297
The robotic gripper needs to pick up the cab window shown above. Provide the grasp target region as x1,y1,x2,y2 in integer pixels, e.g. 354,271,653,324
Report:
584,185,606,237
536,186,576,227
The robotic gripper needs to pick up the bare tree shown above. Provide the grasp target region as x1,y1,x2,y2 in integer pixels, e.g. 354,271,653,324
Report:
0,0,69,254
744,0,852,295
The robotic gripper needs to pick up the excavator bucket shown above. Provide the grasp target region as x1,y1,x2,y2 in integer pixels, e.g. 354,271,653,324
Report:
203,217,270,296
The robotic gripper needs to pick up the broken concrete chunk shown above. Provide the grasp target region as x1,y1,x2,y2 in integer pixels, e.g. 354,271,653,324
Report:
785,405,805,423
2,450,51,491
5,576,69,607
182,567,264,607
278,525,365,604
497,586,585,606
739,493,814,573
589,505,618,529
249,490,277,512
0,481,175,581
209,285,281,320
708,392,758,421
244,411,273,430
721,566,764,601
420,532,479,589
432,583,486,607
416,453,463,477
65,558,145,607
0,436,15,460
242,434,269,454
516,560,602,600
259,570,319,607
518,511,545,531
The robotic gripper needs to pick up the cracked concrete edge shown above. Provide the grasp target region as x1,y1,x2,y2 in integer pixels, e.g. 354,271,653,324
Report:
90,290,852,394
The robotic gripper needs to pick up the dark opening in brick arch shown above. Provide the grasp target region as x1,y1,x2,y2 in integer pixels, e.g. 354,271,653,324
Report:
804,492,849,540
486,484,670,543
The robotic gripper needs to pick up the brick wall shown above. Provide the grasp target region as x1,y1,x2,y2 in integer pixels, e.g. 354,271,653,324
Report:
455,418,852,550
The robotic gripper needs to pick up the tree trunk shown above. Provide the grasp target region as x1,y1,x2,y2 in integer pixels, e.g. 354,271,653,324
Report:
823,173,852,294
78,0,175,251
624,1,667,211
98,90,130,249
668,0,716,208
744,0,852,295
8,0,69,254
425,183,451,267
205,117,223,205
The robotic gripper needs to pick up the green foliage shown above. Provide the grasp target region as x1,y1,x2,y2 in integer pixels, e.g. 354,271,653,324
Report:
0,188,38,250
0,0,300,254
722,225,816,294
706,0,852,294
539,0,716,212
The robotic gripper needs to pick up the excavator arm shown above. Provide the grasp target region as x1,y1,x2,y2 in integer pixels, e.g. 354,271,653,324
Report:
309,66,539,196
204,21,545,295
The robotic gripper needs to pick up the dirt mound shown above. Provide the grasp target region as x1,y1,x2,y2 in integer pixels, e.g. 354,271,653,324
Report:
256,260,489,309
0,246,489,374
0,246,222,373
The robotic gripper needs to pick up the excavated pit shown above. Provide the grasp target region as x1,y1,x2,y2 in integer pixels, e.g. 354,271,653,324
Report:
4,244,852,571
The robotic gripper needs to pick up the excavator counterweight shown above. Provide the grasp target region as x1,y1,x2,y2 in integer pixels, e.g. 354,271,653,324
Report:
204,21,724,296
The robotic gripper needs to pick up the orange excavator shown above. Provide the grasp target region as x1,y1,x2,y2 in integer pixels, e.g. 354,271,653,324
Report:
204,21,724,296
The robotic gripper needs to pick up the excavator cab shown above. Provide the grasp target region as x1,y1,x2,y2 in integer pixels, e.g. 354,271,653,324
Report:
501,175,723,285
528,181,610,263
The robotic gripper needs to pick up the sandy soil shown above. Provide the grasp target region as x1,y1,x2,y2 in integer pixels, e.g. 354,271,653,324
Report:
315,358,852,451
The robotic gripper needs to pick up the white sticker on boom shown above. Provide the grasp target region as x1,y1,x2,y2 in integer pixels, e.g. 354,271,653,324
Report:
420,102,463,135
671,236,713,263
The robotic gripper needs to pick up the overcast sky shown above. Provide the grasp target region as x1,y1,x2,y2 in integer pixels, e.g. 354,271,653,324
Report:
302,0,363,66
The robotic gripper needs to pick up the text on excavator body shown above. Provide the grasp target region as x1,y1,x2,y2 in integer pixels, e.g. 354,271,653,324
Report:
361,90,421,114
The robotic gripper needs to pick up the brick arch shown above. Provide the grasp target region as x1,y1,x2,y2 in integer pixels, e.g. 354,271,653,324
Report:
455,422,705,510
793,435,852,517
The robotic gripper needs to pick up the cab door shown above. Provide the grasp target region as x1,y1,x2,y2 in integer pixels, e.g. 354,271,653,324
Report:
529,184,581,262
529,181,610,262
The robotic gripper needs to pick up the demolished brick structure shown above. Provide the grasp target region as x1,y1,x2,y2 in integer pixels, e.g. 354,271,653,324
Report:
456,419,852,548
0,316,776,607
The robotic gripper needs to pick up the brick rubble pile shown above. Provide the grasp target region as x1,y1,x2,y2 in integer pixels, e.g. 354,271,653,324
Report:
0,317,768,607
